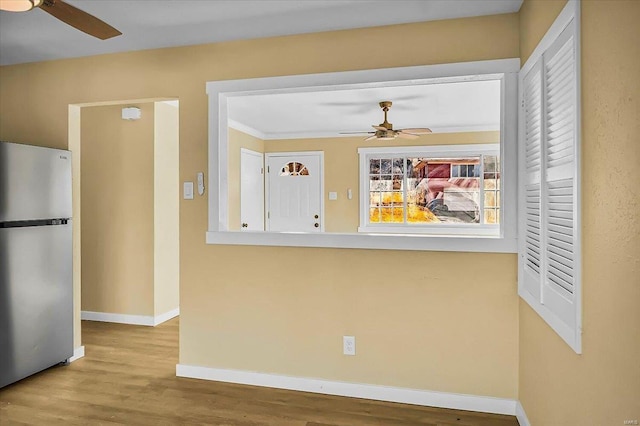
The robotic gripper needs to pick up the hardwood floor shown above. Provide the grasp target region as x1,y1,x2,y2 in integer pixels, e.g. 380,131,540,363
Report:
0,318,518,426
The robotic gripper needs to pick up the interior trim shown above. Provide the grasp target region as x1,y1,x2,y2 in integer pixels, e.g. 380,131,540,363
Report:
81,308,180,327
176,363,518,416
516,401,531,426
207,59,520,252
68,346,85,363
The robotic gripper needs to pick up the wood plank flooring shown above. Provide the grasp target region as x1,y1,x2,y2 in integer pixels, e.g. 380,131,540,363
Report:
0,318,518,425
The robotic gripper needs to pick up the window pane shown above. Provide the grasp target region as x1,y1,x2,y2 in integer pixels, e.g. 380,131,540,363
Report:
369,207,380,223
484,191,496,208
378,207,396,223
392,208,404,222
392,158,404,174
484,155,497,173
380,159,392,174
484,209,497,224
405,158,416,178
369,159,381,174
371,175,392,191
484,178,497,190
452,164,459,177
392,174,403,190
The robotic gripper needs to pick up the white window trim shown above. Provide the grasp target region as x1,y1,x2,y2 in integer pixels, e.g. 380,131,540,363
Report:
206,59,519,253
518,0,582,353
357,144,501,236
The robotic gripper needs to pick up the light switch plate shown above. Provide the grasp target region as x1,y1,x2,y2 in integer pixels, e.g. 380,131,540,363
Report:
183,182,194,200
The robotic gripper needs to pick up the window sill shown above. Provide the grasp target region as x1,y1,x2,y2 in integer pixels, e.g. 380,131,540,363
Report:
357,225,500,237
206,231,517,253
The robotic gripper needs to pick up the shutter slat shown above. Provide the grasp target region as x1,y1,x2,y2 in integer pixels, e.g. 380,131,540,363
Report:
548,109,573,132
548,264,574,291
525,178,541,275
548,243,573,264
546,40,573,70
547,69,573,98
548,270,573,294
548,251,573,270
525,66,543,174
548,216,572,228
547,234,573,253
548,257,573,280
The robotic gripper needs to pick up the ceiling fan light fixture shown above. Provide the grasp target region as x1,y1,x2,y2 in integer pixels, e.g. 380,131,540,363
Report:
0,0,42,12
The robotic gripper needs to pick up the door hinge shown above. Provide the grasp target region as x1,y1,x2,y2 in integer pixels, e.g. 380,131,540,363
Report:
267,166,270,173
261,167,264,174
267,211,270,219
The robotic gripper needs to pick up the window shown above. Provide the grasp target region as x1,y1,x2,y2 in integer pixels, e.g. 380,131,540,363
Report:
358,144,500,236
518,1,581,353
280,161,309,176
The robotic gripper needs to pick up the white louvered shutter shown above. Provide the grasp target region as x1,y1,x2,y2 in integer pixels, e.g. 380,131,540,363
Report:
541,22,579,330
521,60,543,300
518,14,580,352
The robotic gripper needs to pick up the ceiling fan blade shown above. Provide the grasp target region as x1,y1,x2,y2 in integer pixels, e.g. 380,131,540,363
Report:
364,135,378,141
339,131,375,135
397,132,419,140
40,0,122,40
372,125,388,131
399,128,432,134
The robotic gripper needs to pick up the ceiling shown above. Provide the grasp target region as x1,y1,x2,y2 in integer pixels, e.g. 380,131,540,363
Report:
0,0,522,66
227,79,502,139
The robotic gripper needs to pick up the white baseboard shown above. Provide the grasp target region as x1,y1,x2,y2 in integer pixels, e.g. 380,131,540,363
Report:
68,346,85,362
516,401,531,426
82,310,155,326
81,308,179,326
175,364,517,416
154,307,180,325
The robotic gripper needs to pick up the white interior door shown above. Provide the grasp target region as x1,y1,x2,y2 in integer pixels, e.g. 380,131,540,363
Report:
240,149,264,231
267,152,323,232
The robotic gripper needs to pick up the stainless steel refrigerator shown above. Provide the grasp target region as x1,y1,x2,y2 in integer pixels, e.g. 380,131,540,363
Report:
0,141,73,389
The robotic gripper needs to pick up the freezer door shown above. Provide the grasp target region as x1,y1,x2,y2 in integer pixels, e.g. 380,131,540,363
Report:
0,222,73,389
0,142,72,222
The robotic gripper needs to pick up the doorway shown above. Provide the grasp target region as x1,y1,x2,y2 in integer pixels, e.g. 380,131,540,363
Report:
68,98,180,338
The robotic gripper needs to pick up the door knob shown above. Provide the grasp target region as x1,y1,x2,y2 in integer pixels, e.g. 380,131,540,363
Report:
314,223,319,228
242,223,248,228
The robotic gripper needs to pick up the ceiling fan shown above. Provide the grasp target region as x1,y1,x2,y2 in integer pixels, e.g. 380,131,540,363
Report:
341,101,433,141
0,0,121,40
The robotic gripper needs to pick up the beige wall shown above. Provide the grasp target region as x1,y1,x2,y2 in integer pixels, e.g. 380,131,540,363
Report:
154,101,180,315
264,131,500,233
518,1,640,424
228,127,265,230
81,103,155,316
0,14,520,399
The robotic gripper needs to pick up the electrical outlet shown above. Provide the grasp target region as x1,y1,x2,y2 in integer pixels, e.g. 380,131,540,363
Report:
343,336,355,356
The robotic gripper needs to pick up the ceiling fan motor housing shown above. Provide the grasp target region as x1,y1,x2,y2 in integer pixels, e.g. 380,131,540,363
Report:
378,101,394,131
